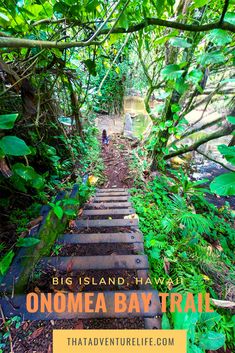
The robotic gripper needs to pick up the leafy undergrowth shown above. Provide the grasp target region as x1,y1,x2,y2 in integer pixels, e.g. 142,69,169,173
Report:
131,172,235,353
0,125,104,279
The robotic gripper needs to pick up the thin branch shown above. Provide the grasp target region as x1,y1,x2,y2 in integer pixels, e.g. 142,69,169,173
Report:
1,18,234,49
196,148,234,172
169,117,225,148
219,0,230,25
0,72,32,97
165,124,234,159
98,33,131,92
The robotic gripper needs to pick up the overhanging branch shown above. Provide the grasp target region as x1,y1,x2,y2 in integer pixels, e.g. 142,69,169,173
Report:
165,125,234,159
0,18,234,49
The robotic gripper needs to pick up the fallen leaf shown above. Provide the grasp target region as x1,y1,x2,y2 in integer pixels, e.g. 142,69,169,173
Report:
22,321,29,330
29,327,44,340
28,216,43,228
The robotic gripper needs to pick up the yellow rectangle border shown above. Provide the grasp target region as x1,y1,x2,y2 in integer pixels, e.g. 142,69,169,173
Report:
53,329,186,353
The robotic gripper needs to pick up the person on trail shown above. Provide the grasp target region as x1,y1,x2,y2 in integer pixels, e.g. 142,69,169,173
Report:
102,129,109,151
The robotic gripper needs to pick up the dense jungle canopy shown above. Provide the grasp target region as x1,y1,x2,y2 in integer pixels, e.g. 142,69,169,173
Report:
0,0,235,352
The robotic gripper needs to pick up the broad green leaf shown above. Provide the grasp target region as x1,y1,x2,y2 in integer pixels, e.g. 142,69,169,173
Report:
226,116,235,124
13,163,36,181
187,69,203,84
206,29,232,46
0,136,31,156
53,205,63,219
0,113,18,129
161,64,184,79
63,199,79,206
210,172,235,196
224,12,235,25
13,163,44,189
16,237,40,247
199,331,225,350
162,313,171,329
0,250,14,275
169,37,192,48
200,312,221,330
172,295,199,330
31,175,44,189
175,77,189,94
150,247,161,259
218,144,235,165
198,52,225,66
64,209,76,216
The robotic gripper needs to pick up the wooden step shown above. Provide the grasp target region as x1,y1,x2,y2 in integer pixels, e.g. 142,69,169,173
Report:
94,196,130,202
97,188,127,192
86,202,132,208
75,219,138,228
96,192,129,197
82,208,134,216
39,255,149,270
57,232,144,244
0,290,161,320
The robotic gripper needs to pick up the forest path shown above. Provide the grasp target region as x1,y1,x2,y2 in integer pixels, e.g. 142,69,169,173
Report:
101,134,134,189
0,134,161,352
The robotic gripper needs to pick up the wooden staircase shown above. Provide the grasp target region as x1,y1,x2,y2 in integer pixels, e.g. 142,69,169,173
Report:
0,188,162,329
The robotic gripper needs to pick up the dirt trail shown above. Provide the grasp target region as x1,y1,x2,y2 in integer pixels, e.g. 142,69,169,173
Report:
101,134,134,188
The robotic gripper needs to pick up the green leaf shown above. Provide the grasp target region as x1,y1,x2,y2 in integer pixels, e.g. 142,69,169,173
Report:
31,175,44,189
0,250,14,275
161,64,184,80
175,77,189,94
64,209,76,217
162,313,171,329
206,29,232,46
0,136,31,156
198,51,225,66
63,198,79,206
200,312,221,330
187,69,203,84
199,331,225,350
16,237,40,247
150,247,161,259
218,144,235,165
224,12,235,25
210,172,235,196
86,0,99,12
0,114,18,129
53,205,63,219
226,116,235,124
13,163,36,181
169,37,192,48
119,12,129,30
83,59,96,76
